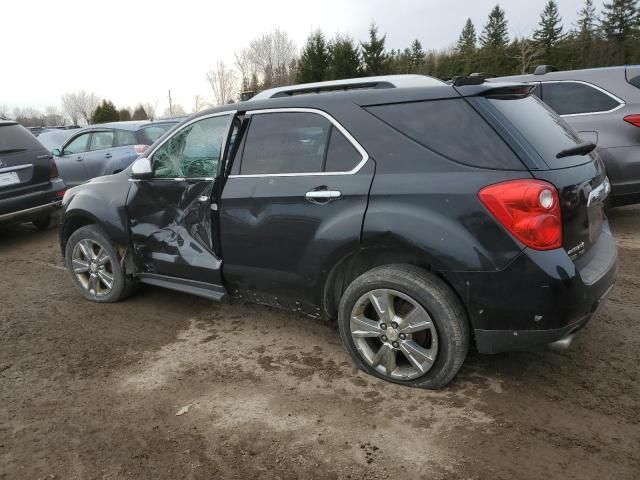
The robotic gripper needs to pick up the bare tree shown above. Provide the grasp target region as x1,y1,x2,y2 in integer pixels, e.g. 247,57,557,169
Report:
509,37,543,74
61,91,100,125
245,29,297,89
162,104,186,117
234,49,255,92
206,61,238,105
0,104,10,119
192,94,206,113
141,101,157,121
45,106,65,126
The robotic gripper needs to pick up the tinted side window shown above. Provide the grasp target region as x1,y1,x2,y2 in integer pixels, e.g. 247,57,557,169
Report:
64,133,91,154
324,127,361,172
139,124,174,144
115,129,137,146
0,124,44,152
541,82,620,115
366,99,521,169
241,113,331,175
90,131,114,151
627,76,640,89
152,115,229,178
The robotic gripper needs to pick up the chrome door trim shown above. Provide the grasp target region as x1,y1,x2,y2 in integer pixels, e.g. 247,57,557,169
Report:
227,107,370,178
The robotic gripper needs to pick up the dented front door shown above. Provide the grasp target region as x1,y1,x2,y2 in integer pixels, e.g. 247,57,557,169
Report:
126,112,233,285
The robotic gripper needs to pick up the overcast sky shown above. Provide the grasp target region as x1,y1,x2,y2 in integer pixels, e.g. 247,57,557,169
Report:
2,0,599,115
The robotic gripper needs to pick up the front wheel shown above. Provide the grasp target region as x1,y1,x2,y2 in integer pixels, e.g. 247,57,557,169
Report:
338,265,469,389
64,225,135,302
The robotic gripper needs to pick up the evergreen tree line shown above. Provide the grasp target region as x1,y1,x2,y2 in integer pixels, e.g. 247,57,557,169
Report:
295,0,640,84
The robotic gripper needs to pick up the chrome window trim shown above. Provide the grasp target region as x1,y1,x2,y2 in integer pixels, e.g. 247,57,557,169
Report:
539,80,626,117
227,107,370,178
142,110,236,181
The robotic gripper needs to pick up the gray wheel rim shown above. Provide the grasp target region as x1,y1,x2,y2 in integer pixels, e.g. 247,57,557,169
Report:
71,239,115,297
350,288,439,381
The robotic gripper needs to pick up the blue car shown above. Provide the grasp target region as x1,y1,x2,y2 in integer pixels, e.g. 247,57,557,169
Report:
52,120,180,187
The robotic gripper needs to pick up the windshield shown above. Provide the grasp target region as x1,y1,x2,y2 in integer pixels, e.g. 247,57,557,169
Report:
487,95,591,169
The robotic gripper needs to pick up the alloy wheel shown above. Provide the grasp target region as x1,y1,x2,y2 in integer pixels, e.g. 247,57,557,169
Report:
71,239,115,297
349,288,439,380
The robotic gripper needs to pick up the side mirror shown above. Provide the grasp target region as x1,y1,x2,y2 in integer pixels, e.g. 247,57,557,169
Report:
51,148,61,157
130,156,153,179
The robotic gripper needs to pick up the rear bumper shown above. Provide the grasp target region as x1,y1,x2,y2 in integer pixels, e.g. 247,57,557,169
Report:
0,178,65,223
445,221,618,354
599,146,640,204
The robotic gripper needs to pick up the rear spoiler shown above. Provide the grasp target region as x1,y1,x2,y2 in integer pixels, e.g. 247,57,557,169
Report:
452,78,537,99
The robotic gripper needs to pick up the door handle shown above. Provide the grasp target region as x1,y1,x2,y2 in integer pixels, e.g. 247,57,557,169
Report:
76,156,83,162
305,190,342,201
105,153,112,159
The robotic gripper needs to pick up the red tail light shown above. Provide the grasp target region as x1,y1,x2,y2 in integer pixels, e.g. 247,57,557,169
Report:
478,179,562,250
134,144,148,155
623,114,640,128
49,158,59,178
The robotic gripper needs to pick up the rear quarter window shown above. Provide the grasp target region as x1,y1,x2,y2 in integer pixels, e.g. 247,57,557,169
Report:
365,99,523,170
540,82,621,115
0,124,45,152
487,95,589,169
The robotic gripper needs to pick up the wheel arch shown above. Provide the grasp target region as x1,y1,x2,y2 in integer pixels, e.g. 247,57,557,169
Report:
320,244,466,321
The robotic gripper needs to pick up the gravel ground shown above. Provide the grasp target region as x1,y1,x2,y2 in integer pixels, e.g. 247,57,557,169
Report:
1,207,639,479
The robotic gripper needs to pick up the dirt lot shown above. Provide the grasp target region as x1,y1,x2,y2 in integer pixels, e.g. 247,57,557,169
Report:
1,208,639,480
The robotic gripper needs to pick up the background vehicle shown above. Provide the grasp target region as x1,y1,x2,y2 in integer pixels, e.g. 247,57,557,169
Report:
59,75,616,389
52,119,180,187
37,128,79,152
0,120,65,228
492,65,640,206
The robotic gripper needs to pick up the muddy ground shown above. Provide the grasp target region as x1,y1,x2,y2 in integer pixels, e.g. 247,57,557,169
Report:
1,207,639,480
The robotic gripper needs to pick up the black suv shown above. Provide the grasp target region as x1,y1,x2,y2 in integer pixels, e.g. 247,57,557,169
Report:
59,76,617,389
1,121,66,228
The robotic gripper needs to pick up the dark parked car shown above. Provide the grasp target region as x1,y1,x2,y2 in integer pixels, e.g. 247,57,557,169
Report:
0,121,66,228
58,75,617,389
492,65,640,206
52,119,180,187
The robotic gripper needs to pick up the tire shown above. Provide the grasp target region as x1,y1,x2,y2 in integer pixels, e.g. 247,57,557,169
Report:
64,224,137,303
338,264,469,389
32,214,52,230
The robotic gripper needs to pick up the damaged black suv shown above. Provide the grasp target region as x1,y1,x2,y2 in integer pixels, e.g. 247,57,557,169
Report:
59,75,617,389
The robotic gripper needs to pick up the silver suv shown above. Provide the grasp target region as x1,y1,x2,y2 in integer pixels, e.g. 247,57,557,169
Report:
493,65,640,206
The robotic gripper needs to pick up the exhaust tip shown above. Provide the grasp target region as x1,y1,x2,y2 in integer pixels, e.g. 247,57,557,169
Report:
548,333,575,351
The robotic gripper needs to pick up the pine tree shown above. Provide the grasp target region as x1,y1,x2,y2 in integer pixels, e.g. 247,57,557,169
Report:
457,18,477,55
361,23,389,75
534,1,564,49
409,39,426,71
92,100,118,124
296,30,331,83
480,5,510,49
601,0,640,39
329,35,361,79
118,108,131,121
132,105,148,121
576,0,599,40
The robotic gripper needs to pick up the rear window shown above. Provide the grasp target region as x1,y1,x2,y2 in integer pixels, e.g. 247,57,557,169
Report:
139,124,174,145
540,82,621,115
0,124,44,153
488,95,589,169
365,99,523,170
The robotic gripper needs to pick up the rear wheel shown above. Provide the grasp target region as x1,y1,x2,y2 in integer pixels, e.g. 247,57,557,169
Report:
65,225,136,302
338,265,469,389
